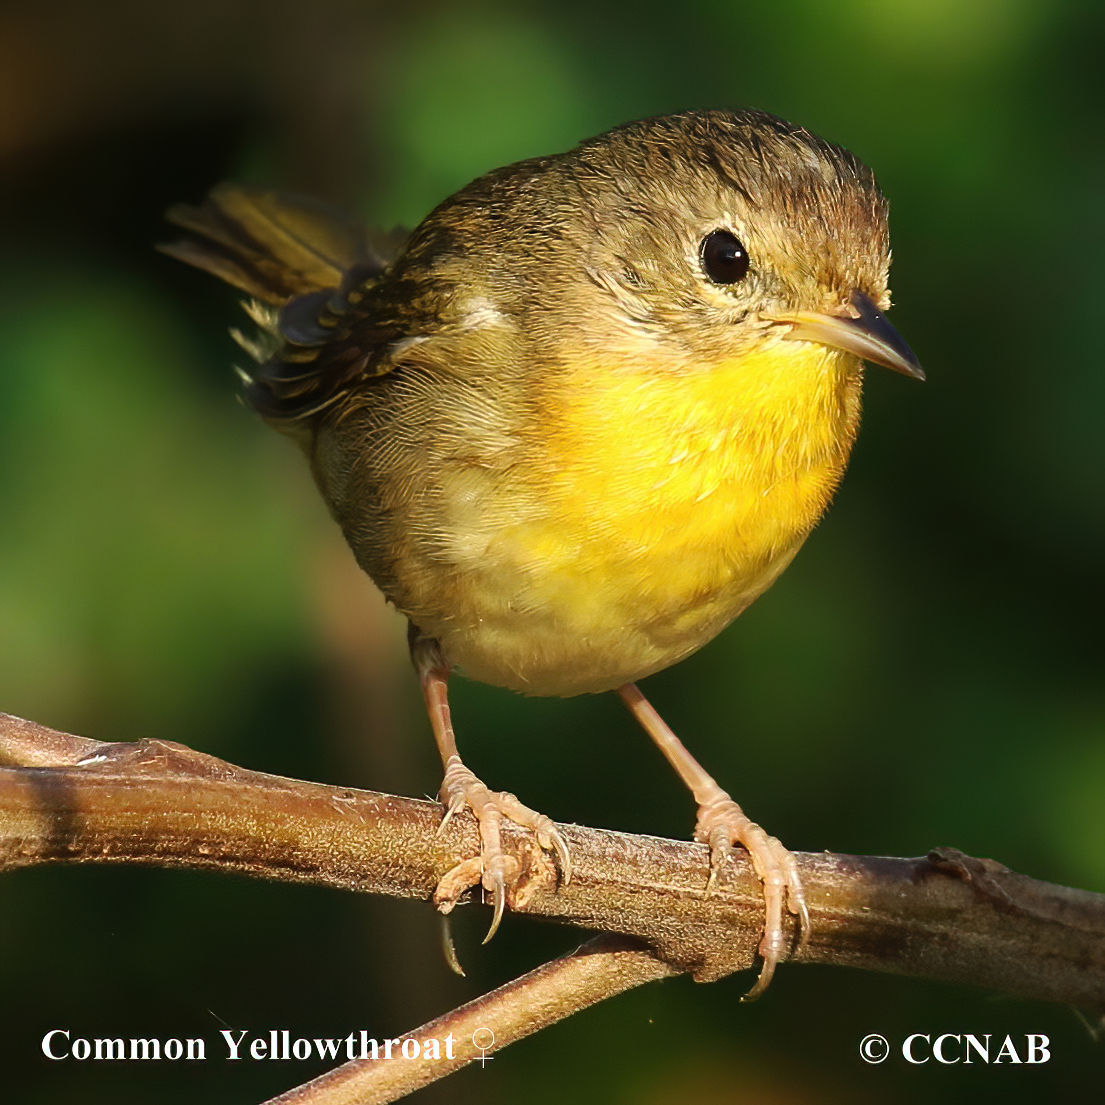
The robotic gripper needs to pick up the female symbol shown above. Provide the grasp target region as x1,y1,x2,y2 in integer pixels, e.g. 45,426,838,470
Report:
471,1028,495,1068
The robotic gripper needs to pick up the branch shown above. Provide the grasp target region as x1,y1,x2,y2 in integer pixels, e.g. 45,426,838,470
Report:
265,934,675,1105
3,711,1103,1103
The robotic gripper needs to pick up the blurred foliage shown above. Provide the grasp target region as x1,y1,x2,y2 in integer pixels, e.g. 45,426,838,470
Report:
0,0,1101,1102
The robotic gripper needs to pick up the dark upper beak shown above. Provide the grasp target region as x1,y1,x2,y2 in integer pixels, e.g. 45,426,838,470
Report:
767,290,924,381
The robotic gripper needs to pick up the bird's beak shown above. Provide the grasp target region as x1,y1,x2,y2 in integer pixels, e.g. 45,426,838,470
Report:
766,289,924,380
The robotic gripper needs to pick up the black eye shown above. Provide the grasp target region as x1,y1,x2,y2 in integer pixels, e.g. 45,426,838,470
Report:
700,229,750,285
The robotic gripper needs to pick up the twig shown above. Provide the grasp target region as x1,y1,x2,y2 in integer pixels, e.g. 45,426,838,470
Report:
263,934,674,1105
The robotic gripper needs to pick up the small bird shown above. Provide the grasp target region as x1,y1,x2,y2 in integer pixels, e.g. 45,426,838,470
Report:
163,109,922,998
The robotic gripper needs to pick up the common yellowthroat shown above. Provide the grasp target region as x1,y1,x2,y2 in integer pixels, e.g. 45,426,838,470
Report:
163,109,922,998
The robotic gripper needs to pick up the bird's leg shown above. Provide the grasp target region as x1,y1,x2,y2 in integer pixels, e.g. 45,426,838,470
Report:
410,630,570,941
617,683,808,999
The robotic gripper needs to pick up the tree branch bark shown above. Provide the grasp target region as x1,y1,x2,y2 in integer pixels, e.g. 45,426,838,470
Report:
3,710,1103,1103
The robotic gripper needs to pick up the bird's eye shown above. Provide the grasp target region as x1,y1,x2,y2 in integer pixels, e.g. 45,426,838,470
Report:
700,229,750,285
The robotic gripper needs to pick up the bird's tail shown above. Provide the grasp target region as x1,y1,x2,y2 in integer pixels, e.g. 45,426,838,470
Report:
159,183,401,304
160,183,408,429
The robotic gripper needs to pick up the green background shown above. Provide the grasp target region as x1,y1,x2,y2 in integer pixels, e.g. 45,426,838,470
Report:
0,0,1101,1101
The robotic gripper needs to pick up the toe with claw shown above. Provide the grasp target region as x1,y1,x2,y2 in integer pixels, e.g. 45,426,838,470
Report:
695,791,809,1000
433,754,571,941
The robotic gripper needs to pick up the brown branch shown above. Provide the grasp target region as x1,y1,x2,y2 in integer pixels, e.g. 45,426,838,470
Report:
3,710,1104,1103
264,935,675,1105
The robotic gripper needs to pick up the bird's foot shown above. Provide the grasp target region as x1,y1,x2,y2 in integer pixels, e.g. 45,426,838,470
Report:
695,792,809,1001
434,755,571,941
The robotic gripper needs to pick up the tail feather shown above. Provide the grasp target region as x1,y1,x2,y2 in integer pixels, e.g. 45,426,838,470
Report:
162,182,410,432
159,183,401,304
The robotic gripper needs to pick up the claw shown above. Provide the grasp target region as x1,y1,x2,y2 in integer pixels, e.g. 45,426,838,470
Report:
440,915,465,977
795,899,812,951
483,872,507,943
548,828,572,887
740,956,776,1003
438,796,463,833
497,794,572,888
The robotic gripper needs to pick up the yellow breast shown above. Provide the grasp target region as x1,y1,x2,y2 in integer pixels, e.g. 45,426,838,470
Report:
545,342,860,572
436,340,863,696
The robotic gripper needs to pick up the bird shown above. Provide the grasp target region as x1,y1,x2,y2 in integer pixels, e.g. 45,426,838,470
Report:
162,108,922,999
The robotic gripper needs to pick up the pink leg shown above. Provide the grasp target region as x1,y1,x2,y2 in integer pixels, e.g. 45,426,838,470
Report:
411,632,570,940
618,683,808,1000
